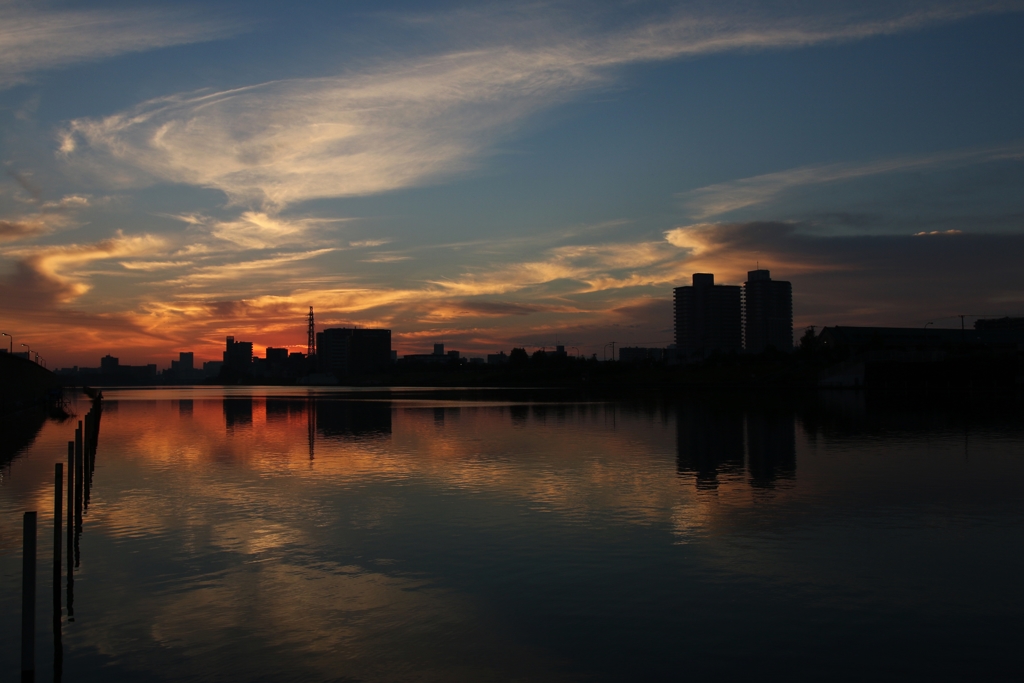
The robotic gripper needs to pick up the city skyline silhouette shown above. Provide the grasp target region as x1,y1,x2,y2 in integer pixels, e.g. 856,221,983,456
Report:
0,2,1021,367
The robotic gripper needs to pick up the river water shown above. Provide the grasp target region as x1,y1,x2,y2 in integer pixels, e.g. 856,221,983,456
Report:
1,388,1022,682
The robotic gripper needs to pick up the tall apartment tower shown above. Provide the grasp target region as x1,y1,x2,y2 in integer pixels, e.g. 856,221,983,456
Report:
316,327,392,377
224,336,254,372
743,269,793,353
674,273,742,360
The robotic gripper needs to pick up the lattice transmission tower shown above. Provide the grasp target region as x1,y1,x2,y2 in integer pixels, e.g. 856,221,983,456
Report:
307,306,316,357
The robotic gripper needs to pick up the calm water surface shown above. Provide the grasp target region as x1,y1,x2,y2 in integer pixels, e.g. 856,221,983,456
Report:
2,388,1023,682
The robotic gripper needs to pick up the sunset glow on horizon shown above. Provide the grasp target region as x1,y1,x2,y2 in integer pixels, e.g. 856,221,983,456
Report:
1,1,1022,367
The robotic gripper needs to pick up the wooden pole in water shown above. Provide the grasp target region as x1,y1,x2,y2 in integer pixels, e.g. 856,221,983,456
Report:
53,463,64,676
53,464,62,587
66,441,74,621
76,417,88,511
83,414,91,507
74,423,82,568
22,511,37,683
87,411,93,462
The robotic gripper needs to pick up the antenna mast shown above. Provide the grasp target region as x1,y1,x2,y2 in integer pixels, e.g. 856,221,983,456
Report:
307,306,316,357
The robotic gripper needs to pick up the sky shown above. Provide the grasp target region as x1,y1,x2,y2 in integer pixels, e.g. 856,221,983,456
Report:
1,0,1022,367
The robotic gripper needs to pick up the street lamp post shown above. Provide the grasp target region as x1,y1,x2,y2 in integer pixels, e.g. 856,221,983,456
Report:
21,343,31,362
1,332,10,354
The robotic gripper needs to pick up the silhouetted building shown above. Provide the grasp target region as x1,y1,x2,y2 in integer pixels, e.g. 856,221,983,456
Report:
223,336,253,372
487,351,508,365
130,365,158,382
403,342,459,364
619,347,665,362
815,327,1024,356
316,327,391,377
203,360,223,378
169,352,200,383
674,273,742,359
265,347,289,364
286,352,307,375
975,317,1024,332
527,346,567,361
744,269,793,353
98,354,157,383
402,353,446,363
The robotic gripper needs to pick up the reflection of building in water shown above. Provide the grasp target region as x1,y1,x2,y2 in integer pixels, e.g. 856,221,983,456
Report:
261,398,319,423
676,403,796,490
265,399,291,422
798,391,867,442
0,409,47,469
746,411,796,488
308,397,315,460
316,400,391,439
178,399,193,418
223,398,253,429
510,405,529,428
676,407,745,490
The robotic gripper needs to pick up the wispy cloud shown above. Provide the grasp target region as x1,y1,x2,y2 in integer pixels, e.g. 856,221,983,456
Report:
360,253,412,263
664,221,845,282
0,4,244,89
118,260,193,271
0,173,93,242
449,300,559,317
162,249,337,287
681,142,1024,219
41,195,90,210
5,222,1023,363
177,211,346,250
349,239,392,248
2,232,166,304
60,2,1022,208
431,240,684,297
0,217,49,242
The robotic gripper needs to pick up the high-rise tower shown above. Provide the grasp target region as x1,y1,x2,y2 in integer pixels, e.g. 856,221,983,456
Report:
743,269,793,353
673,273,742,360
307,306,316,357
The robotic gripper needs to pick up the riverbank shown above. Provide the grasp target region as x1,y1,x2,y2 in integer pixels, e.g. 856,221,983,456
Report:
0,353,61,416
